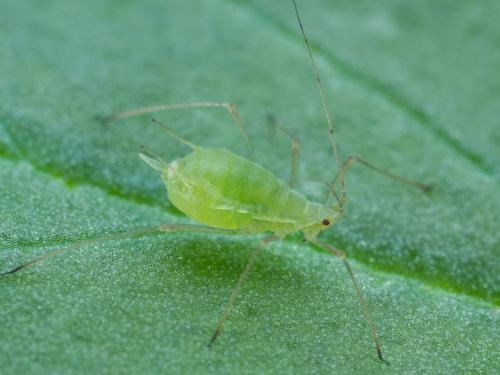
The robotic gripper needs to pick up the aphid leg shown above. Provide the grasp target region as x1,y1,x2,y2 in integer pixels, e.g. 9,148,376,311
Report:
311,240,390,365
1,224,242,276
98,102,256,160
208,234,279,347
267,114,300,188
327,155,432,205
292,0,430,203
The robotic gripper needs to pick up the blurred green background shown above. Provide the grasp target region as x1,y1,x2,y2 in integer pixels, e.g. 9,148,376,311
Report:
1,0,499,374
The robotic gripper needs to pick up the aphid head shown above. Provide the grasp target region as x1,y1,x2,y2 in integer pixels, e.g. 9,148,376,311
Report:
317,215,335,234
302,207,337,241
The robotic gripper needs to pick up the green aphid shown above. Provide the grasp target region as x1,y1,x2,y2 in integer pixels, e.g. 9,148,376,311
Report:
141,137,338,242
2,0,430,364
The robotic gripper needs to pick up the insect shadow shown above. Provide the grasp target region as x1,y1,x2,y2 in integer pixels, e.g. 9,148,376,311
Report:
167,236,306,288
3,0,431,365
167,236,348,333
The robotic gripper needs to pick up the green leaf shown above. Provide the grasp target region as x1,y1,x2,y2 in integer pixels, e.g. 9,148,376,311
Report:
1,0,498,374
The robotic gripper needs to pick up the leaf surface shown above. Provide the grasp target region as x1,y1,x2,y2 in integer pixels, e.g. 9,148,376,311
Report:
1,0,499,374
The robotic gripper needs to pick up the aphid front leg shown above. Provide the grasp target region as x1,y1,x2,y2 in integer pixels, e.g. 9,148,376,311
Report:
311,240,390,365
208,234,280,346
98,101,256,160
327,155,432,206
267,114,300,188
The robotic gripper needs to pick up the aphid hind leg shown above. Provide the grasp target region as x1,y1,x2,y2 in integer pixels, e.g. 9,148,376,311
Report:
99,102,256,160
310,240,389,365
208,234,279,346
327,155,432,205
267,114,300,188
1,224,243,276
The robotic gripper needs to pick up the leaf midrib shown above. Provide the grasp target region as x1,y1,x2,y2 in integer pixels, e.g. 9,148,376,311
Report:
1,154,497,307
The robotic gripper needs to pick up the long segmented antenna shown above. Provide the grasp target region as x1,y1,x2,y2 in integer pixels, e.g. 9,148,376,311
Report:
292,0,343,195
293,1,389,364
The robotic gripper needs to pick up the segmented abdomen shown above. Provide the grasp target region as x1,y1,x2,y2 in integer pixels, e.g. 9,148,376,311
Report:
163,147,312,234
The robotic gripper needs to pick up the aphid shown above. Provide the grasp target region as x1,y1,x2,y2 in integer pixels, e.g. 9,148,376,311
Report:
2,0,430,364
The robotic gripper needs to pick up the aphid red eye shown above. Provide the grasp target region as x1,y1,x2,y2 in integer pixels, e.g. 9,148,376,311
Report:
322,219,330,226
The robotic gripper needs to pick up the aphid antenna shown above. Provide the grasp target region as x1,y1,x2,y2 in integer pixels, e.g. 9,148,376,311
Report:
291,0,344,198
292,1,393,364
292,0,432,208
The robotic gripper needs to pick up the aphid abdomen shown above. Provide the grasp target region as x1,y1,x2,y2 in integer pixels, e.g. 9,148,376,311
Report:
162,147,312,235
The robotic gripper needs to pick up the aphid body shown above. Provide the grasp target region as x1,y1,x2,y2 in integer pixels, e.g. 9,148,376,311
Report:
143,145,337,241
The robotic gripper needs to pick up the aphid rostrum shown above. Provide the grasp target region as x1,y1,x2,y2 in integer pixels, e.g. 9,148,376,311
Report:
2,0,430,364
